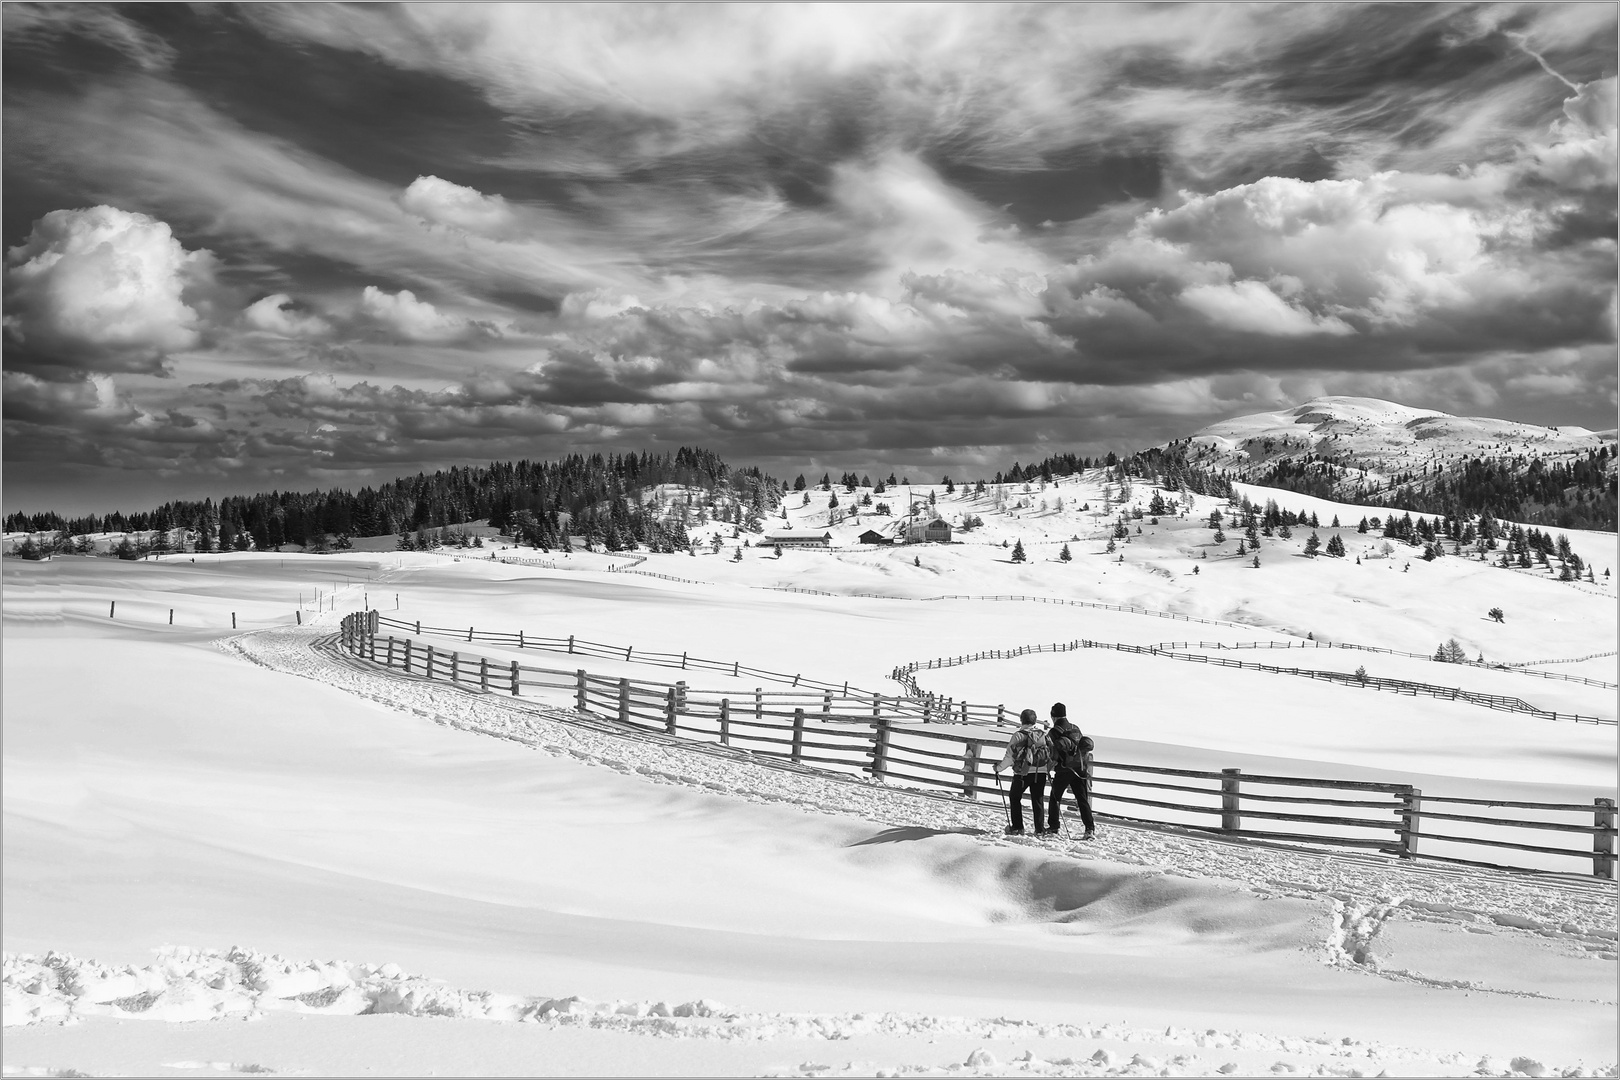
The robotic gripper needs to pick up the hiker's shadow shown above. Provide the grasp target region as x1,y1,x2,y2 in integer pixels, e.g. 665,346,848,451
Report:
848,825,986,847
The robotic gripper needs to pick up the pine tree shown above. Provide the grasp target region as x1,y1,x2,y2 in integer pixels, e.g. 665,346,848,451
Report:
1011,539,1027,563
1304,532,1321,557
1325,534,1346,557
1059,543,1072,562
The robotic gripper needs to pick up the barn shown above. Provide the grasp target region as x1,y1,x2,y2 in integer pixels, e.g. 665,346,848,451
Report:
857,528,894,545
764,530,832,549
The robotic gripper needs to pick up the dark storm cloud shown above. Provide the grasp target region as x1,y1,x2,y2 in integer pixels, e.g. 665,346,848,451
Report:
2,3,1615,511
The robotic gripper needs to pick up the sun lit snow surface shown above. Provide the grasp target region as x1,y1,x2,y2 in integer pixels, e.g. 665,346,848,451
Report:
3,470,1616,1077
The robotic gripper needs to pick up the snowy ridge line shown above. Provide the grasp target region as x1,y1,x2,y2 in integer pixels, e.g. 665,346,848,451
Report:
893,640,1615,726
10,951,1608,1080
286,624,1620,915
335,617,1620,879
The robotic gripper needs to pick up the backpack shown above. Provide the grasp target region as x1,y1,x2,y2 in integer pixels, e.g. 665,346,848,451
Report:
1051,728,1095,774
1049,728,1079,770
1013,729,1052,772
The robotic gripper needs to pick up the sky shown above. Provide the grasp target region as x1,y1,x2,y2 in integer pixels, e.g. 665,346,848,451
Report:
2,3,1616,515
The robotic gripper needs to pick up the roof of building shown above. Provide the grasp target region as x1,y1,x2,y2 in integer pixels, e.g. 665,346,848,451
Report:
764,530,833,541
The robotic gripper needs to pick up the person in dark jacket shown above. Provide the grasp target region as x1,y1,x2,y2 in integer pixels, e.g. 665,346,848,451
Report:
995,708,1050,834
1046,702,1095,840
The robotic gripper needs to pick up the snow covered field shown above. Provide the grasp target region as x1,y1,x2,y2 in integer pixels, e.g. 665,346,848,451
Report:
5,477,1617,1076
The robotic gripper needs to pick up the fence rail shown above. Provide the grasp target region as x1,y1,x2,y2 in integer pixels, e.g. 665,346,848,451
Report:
892,639,1614,726
339,611,1616,879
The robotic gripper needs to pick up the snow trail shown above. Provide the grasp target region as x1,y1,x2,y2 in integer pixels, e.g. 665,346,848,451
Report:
226,625,1618,959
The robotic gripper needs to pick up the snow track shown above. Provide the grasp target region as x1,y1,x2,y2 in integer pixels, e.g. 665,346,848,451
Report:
227,625,1617,963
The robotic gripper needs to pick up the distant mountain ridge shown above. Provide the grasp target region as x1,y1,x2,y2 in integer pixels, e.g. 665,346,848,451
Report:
1171,396,1618,531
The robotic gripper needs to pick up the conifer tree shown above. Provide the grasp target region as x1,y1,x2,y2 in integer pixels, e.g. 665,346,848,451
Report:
1304,531,1321,556
1011,539,1027,563
1060,543,1072,562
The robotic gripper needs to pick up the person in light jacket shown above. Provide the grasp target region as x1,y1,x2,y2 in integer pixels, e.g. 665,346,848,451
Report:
995,709,1050,835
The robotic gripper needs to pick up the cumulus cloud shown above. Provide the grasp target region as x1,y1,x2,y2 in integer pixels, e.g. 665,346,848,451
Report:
4,206,215,375
398,175,516,237
1180,281,1355,338
1533,76,1618,190
243,293,332,339
358,286,496,343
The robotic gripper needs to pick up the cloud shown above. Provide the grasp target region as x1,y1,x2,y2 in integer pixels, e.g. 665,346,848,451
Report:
243,293,332,339
398,175,516,237
1180,281,1355,337
2,4,176,72
1532,76,1618,190
358,285,496,343
3,206,215,376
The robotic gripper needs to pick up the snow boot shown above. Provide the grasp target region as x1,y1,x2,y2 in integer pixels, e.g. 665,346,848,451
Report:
1003,825,1025,836
1082,828,1095,841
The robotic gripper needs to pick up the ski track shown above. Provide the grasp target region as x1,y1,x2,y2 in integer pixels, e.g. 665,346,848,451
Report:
9,621,1613,1077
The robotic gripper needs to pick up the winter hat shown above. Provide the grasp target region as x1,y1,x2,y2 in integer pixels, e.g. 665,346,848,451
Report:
1018,708,1039,725
1051,703,1067,719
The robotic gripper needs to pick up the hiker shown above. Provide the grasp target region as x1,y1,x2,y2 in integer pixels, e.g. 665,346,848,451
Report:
995,709,1051,835
1046,703,1095,840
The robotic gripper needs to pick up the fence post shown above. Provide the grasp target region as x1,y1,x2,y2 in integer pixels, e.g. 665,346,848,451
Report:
169,608,174,625
480,657,489,692
791,708,806,762
682,652,687,670
961,701,969,723
415,620,420,635
1220,769,1241,832
385,637,396,669
665,687,679,734
425,645,434,680
755,688,763,719
576,670,588,711
467,627,474,642
872,693,882,718
871,719,891,777
109,601,116,618
619,679,631,724
626,646,633,661
1597,798,1616,880
961,740,980,797
510,661,520,696
823,690,833,714
1399,786,1423,859
403,639,413,675
718,699,731,745
232,612,236,629
519,630,524,648
997,704,1005,725
451,652,460,684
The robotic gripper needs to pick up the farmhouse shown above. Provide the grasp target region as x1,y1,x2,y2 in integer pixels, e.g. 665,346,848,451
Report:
764,530,832,549
905,517,952,543
857,527,895,545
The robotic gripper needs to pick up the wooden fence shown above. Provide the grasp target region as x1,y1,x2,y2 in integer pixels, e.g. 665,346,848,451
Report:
373,614,986,724
893,640,1614,726
338,611,1617,879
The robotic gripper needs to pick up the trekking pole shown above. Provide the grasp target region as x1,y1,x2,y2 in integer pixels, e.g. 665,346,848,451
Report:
993,769,1012,829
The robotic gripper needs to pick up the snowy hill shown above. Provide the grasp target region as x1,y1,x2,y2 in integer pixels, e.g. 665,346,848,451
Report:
1174,396,1617,529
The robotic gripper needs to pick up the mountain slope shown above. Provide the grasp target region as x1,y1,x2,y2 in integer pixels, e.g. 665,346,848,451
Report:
1175,397,1617,529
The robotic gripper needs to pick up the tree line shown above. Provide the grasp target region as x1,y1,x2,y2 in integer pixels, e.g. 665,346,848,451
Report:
3,447,783,555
